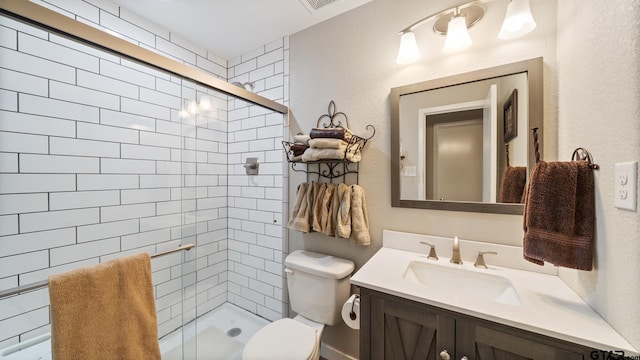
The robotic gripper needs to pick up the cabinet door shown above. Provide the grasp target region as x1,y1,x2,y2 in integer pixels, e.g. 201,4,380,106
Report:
456,319,586,360
365,290,455,360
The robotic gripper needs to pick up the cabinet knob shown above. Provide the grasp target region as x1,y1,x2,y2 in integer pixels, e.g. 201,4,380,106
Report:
439,350,451,360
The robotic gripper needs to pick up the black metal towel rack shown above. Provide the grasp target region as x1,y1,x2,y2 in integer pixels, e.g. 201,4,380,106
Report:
283,101,375,183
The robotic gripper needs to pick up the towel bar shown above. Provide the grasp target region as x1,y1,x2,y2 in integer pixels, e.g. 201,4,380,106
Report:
0,243,195,299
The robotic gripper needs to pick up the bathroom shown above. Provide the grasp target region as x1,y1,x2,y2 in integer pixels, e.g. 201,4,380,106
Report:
0,0,639,359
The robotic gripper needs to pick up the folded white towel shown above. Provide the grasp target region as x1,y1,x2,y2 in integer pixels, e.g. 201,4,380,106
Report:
293,134,310,145
309,138,347,149
301,147,361,163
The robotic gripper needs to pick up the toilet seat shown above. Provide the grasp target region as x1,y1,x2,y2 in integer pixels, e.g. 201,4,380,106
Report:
243,318,319,360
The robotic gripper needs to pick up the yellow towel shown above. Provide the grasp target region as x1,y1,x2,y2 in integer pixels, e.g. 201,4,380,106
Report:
49,253,161,360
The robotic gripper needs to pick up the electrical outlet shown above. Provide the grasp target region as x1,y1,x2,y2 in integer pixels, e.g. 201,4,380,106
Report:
614,161,637,211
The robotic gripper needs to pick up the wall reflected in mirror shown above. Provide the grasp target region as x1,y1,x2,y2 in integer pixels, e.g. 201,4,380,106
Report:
390,57,543,215
399,73,527,203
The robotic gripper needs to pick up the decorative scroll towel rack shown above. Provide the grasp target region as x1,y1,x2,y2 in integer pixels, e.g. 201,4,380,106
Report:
282,101,375,183
0,243,195,299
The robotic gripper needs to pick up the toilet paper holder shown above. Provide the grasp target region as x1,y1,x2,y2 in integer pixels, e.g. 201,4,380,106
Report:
349,294,360,320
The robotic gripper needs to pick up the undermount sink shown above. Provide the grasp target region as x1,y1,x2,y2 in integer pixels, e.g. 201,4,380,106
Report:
402,260,522,307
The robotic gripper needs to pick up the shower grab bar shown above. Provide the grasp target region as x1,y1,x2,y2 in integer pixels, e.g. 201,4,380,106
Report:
0,243,195,300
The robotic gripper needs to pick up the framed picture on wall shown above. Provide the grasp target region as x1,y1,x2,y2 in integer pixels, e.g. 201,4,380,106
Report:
503,89,518,143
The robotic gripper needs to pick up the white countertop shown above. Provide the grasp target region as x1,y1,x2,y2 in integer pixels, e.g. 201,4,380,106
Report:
351,246,638,355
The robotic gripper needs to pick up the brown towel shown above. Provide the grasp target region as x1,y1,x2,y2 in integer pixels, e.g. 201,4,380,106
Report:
310,128,345,140
49,253,161,360
349,185,371,246
288,182,310,232
499,166,527,203
290,144,308,156
309,128,353,141
523,160,594,270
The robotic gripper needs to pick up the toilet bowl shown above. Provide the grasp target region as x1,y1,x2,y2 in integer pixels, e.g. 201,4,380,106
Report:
241,250,354,360
242,315,323,360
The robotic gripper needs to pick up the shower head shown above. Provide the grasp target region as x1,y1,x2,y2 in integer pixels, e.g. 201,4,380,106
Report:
231,81,255,91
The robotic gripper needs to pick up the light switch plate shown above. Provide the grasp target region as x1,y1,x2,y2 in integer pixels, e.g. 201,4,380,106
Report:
403,166,416,177
614,161,637,211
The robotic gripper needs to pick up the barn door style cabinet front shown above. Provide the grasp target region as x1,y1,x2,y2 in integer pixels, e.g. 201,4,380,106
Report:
359,288,594,360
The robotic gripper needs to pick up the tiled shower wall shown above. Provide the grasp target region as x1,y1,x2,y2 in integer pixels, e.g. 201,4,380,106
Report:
226,40,289,321
0,0,287,348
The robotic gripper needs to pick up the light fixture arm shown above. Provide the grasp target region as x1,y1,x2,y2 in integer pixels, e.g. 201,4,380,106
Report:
398,0,488,34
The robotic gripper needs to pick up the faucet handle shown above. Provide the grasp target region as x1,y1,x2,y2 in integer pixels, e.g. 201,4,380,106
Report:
474,251,498,269
419,241,439,260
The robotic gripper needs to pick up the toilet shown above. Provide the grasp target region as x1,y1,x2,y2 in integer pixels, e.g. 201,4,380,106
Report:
242,250,355,360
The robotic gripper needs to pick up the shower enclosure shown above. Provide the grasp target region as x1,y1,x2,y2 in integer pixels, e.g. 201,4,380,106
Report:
0,1,288,359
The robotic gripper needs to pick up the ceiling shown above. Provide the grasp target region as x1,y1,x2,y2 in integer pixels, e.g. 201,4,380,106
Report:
111,0,373,61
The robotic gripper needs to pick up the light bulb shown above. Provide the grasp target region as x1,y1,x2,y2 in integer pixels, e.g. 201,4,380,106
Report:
199,96,212,112
396,31,421,65
499,0,537,39
443,15,472,54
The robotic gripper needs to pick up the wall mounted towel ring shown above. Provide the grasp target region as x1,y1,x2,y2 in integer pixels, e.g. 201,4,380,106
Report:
572,147,600,170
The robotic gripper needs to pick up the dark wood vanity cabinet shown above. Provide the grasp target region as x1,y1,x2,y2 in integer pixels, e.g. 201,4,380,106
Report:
359,288,594,360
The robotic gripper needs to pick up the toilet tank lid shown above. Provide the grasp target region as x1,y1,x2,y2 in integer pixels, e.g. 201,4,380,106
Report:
285,250,355,279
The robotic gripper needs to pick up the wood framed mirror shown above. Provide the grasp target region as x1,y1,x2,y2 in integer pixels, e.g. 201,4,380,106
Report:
391,57,543,214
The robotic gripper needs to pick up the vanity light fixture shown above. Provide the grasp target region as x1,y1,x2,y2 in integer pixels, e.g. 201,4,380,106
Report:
396,0,537,64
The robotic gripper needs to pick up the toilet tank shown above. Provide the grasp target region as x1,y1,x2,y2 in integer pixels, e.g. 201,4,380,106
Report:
285,250,355,326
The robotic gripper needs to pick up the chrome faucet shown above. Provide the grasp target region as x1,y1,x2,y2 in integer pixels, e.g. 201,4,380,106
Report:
450,236,462,264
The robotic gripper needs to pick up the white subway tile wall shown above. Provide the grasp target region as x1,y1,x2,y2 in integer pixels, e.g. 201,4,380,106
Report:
227,37,288,322
0,0,288,349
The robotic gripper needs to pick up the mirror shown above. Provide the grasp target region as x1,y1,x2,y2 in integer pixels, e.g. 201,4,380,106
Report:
391,58,543,214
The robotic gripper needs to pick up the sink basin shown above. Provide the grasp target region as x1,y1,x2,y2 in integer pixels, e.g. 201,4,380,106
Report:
402,261,522,307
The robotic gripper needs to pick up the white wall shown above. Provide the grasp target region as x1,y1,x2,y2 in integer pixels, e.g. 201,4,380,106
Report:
289,0,637,357
556,0,640,351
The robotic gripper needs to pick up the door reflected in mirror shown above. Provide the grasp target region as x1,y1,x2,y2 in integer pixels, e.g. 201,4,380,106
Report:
391,58,543,215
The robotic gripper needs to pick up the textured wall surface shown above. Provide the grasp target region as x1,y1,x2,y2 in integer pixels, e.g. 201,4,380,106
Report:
556,0,640,351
